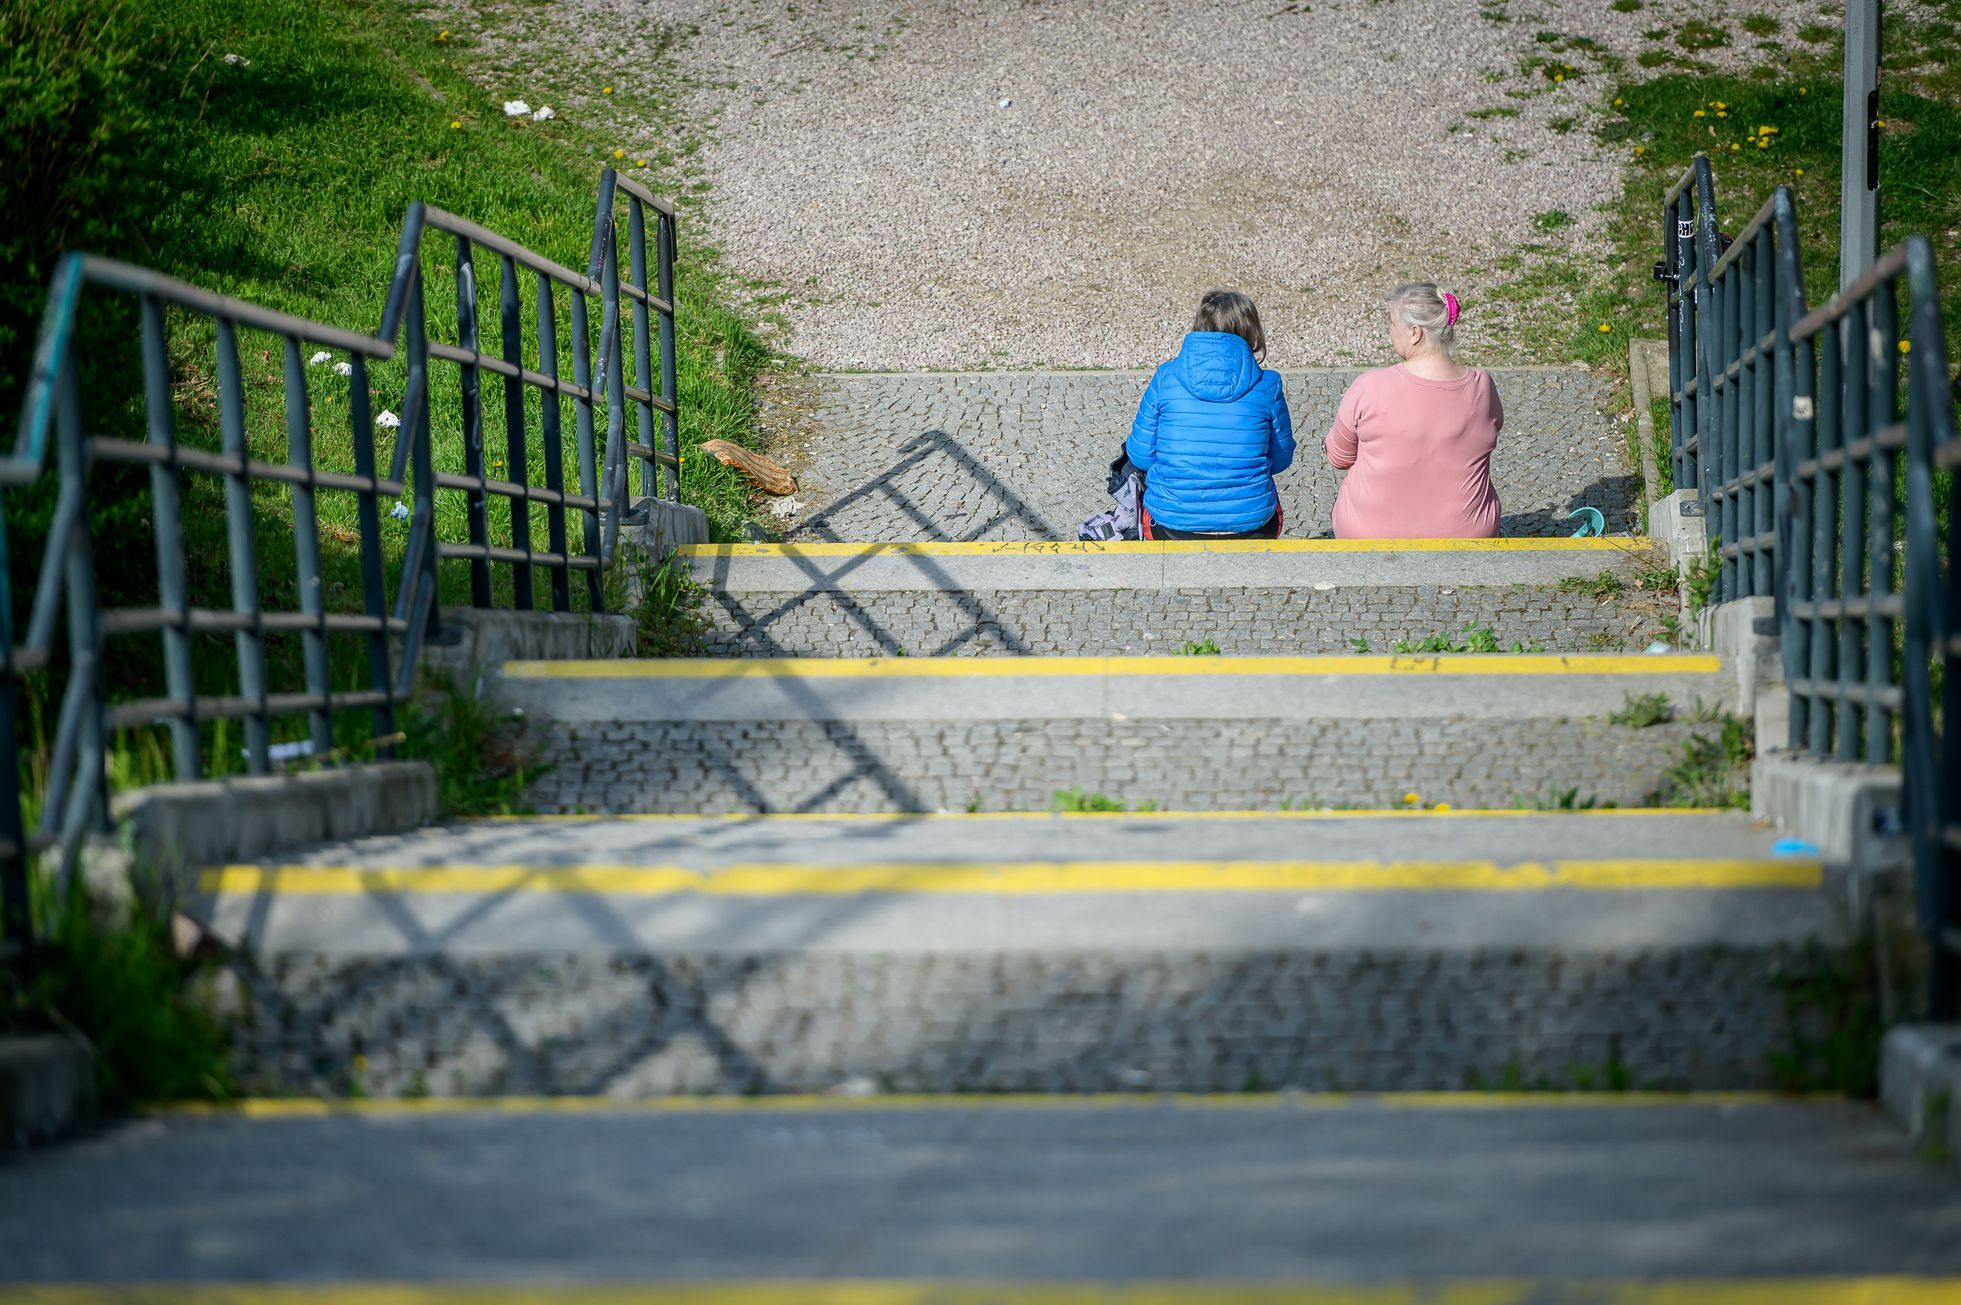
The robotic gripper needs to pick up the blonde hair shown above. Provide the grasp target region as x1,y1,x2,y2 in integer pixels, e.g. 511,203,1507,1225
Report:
1193,289,1266,362
1387,281,1457,351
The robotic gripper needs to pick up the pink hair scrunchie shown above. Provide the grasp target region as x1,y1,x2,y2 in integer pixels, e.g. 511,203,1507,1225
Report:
1444,292,1460,326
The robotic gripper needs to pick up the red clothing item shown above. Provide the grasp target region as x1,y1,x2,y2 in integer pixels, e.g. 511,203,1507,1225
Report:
1325,364,1504,539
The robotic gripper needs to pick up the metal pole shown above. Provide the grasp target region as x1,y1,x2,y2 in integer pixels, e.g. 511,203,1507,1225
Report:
1841,0,1881,291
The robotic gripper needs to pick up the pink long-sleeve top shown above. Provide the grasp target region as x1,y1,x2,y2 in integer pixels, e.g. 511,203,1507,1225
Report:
1325,364,1504,539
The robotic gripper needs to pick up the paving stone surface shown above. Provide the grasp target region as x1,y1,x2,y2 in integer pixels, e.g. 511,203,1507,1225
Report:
772,369,1639,542
232,944,1798,1098
528,717,1706,815
701,584,1671,657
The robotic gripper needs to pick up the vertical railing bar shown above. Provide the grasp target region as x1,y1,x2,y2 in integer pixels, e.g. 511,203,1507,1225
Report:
347,355,396,751
215,320,271,774
572,286,604,612
1839,304,1871,759
136,294,199,781
628,196,657,502
455,234,492,608
1817,312,1845,757
282,335,334,761
498,253,534,611
537,271,571,613
1866,280,1900,763
657,207,680,501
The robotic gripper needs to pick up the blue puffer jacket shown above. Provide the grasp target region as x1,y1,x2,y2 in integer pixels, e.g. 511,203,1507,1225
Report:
1125,332,1295,533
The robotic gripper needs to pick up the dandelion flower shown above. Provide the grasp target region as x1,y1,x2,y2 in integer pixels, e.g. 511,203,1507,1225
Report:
1715,110,1728,118
1633,145,1646,155
1553,72,1565,82
1614,97,1624,107
1795,167,1805,177
1900,340,1912,354
1433,802,1452,813
1756,139,1769,148
1402,792,1421,807
438,29,449,40
1715,100,1726,109
333,361,354,377
308,350,332,366
376,409,402,430
1875,119,1887,129
533,105,556,121
503,99,532,117
613,147,625,158
1693,109,1706,117
1759,125,1777,135
450,119,462,129
635,159,647,167
1729,142,1741,152
1599,323,1613,333
603,85,614,94
1798,86,1807,95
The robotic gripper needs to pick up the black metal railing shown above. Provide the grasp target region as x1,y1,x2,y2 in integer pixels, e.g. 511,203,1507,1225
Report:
1,168,680,970
1704,186,1807,607
1660,154,1720,496
1662,156,1961,1016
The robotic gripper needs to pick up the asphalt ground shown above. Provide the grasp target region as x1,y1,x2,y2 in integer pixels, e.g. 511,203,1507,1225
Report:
3,1097,1959,1288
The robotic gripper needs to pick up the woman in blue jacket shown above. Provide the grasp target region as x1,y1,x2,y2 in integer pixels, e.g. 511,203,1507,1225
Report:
1126,290,1295,539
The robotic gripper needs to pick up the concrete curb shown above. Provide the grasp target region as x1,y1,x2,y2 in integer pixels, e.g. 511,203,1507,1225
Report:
1749,752,1906,873
501,658,1732,723
1629,338,1667,519
1881,1024,1961,1168
112,761,438,885
417,607,637,684
686,541,1667,593
0,1032,94,1145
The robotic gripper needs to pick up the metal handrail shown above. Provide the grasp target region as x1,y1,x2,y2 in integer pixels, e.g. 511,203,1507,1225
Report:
1,169,684,969
1660,154,1721,496
1662,159,1960,1016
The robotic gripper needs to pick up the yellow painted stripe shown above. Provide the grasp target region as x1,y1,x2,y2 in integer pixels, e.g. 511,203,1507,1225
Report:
199,858,1820,896
471,807,1735,824
153,1089,1815,1120
500,653,1722,679
678,537,1643,557
10,1281,1959,1305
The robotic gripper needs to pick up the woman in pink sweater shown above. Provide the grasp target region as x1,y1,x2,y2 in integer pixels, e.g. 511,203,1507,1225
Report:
1325,283,1503,538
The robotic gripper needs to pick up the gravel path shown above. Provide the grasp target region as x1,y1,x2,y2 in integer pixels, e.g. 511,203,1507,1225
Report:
471,0,1838,368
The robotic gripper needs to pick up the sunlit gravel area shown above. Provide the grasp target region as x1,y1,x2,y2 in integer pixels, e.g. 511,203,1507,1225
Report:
460,0,1841,368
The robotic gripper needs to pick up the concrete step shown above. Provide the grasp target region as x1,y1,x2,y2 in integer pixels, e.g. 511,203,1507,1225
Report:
503,652,1734,814
685,538,1676,658
776,368,1639,542
200,810,1834,1097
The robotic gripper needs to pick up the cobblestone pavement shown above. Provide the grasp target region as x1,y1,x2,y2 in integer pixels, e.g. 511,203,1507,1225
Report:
8,1101,1960,1282
774,369,1637,542
529,717,1702,815
231,944,1804,1099
702,584,1670,657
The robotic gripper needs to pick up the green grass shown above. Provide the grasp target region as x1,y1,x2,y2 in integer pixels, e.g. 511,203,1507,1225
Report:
4,0,770,793
1050,788,1158,814
1491,3,1961,403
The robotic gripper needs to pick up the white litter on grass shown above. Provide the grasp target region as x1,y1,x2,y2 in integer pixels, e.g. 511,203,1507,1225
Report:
390,501,411,520
375,409,402,429
997,98,1012,108
768,496,803,520
223,53,250,66
503,99,532,117
532,105,556,122
307,350,331,366
333,361,353,377
1646,641,1671,654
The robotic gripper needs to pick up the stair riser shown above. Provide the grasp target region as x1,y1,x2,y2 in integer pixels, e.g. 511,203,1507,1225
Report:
700,587,1669,658
528,717,1707,813
232,945,1809,1097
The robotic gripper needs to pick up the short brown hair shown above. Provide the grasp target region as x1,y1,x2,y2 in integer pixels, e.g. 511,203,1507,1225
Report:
1192,289,1266,362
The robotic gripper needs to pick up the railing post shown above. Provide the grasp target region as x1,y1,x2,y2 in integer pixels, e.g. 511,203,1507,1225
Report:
282,337,335,760
137,294,199,781
347,354,397,748
572,282,605,613
657,206,681,500
498,255,534,611
0,498,28,971
216,320,272,774
455,235,492,609
628,197,657,502
536,272,572,613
